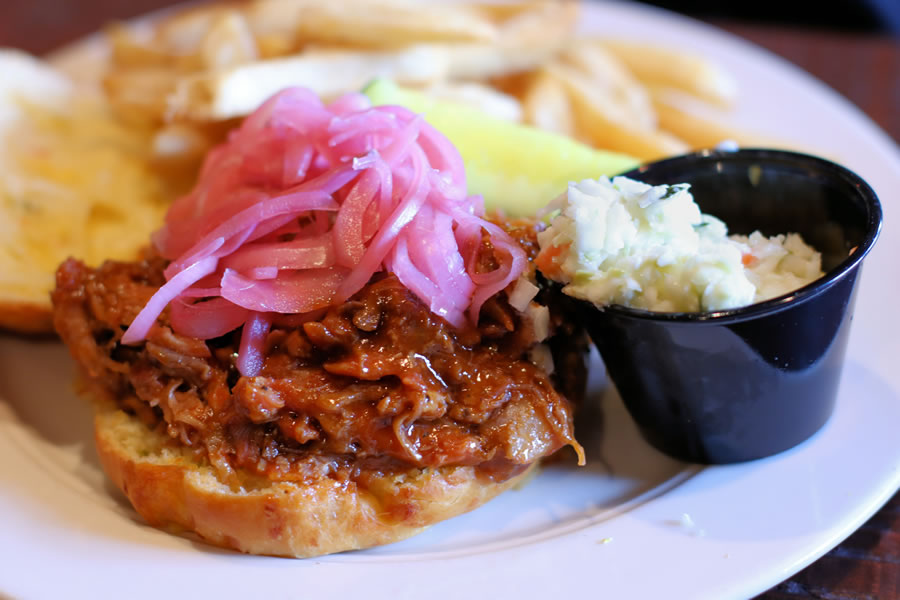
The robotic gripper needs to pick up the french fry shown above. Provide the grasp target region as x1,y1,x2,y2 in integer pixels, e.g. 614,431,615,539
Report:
168,46,451,120
498,1,578,47
425,81,523,122
292,0,498,48
472,0,567,21
599,39,737,108
151,122,213,162
254,33,300,59
106,24,175,69
242,0,312,38
94,0,752,170
200,11,259,70
441,43,560,81
548,63,688,160
558,40,656,131
103,67,177,124
240,0,311,59
522,69,574,136
154,5,232,54
149,122,219,187
443,0,578,80
649,86,774,150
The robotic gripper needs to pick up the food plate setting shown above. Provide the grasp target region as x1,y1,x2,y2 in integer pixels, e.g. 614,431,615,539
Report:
1,1,898,599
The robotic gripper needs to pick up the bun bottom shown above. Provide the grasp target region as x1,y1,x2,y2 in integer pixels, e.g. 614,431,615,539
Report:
93,400,535,558
0,300,53,334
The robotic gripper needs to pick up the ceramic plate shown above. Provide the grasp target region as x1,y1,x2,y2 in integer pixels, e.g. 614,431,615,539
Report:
1,2,898,598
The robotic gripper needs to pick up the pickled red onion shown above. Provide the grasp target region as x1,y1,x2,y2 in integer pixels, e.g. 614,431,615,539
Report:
122,87,526,376
236,312,272,377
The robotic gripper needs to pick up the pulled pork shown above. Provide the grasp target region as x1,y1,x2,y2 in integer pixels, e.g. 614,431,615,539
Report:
52,223,586,486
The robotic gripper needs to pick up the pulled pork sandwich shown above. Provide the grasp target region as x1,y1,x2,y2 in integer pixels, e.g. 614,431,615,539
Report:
52,88,585,558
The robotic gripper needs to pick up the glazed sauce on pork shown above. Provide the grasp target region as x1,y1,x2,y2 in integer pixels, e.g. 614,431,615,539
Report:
53,223,585,487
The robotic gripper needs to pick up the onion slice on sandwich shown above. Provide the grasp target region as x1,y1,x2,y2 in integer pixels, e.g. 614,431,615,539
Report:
122,87,526,375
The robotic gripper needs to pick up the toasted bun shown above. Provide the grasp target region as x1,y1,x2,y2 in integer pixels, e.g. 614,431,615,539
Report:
0,51,68,333
0,51,181,335
0,300,54,334
93,399,534,557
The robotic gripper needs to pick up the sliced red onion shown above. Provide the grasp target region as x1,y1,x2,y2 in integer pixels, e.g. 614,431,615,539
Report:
179,286,222,298
336,143,429,301
121,255,219,344
283,142,314,186
221,267,347,313
333,168,381,267
220,233,335,273
236,311,272,376
171,297,249,340
167,191,338,269
125,87,528,369
390,237,466,328
469,242,526,322
249,267,279,280
326,92,371,115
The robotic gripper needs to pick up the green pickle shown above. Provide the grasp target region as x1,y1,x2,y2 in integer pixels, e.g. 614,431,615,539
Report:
362,78,639,217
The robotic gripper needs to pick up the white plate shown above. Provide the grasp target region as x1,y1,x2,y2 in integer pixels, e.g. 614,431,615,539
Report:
2,2,899,599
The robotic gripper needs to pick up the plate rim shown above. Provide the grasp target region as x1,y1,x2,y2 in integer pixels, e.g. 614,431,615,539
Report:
2,1,899,598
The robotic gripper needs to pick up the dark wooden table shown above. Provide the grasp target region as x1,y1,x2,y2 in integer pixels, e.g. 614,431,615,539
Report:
1,2,897,598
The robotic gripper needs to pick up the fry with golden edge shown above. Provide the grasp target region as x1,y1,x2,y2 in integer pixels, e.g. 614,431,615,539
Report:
94,0,750,174
522,69,575,137
557,40,656,131
547,62,688,160
291,0,499,48
168,45,452,120
599,38,738,108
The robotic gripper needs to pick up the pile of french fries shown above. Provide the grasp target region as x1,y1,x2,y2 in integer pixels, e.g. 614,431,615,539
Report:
100,0,754,164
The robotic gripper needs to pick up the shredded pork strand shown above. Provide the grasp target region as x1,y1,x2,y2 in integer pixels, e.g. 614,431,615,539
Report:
52,221,586,486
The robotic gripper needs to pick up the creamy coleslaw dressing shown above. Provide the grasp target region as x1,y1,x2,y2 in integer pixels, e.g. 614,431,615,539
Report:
538,176,823,312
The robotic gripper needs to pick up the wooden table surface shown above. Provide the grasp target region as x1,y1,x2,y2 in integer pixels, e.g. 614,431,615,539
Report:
1,2,898,599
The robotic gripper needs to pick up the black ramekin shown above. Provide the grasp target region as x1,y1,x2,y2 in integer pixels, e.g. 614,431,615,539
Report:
572,149,883,464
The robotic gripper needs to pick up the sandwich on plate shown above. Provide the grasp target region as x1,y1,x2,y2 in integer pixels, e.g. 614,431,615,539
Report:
52,87,587,557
